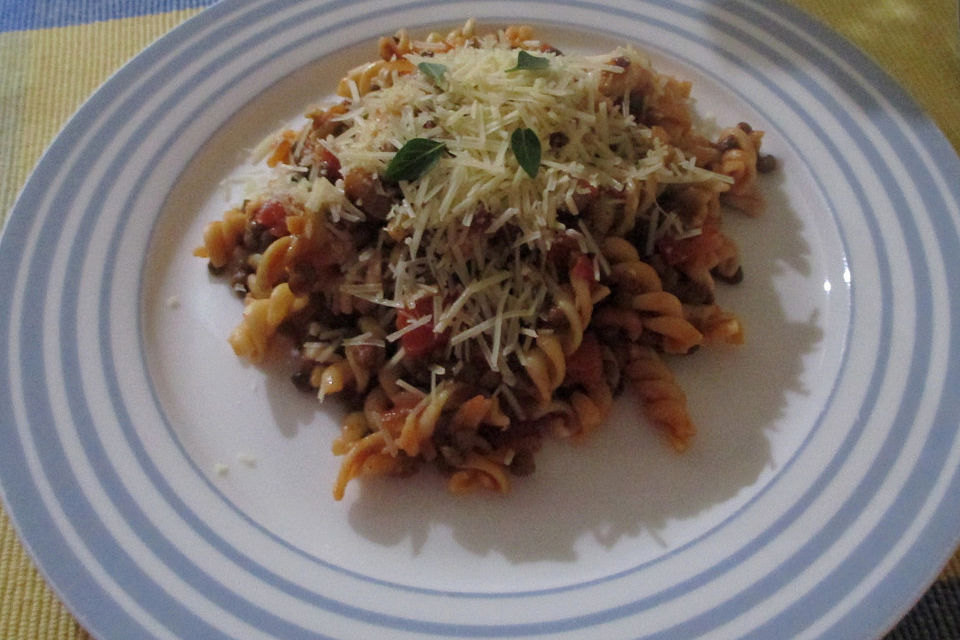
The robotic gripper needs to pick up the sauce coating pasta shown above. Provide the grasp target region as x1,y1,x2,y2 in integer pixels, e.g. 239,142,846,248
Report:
195,21,775,499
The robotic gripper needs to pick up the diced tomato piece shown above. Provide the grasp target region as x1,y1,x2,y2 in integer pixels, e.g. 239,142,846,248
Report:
570,254,595,283
252,200,288,236
658,224,723,266
396,297,447,359
399,323,436,359
656,236,684,265
571,179,599,212
547,234,584,270
318,147,341,181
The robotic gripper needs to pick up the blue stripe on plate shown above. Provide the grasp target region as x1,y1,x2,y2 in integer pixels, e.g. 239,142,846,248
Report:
99,0,880,634
102,0,864,611
24,0,892,636
752,3,960,637
3,3,299,638
0,0,219,33
714,2,955,638
645,2,946,637
733,2,960,637
0,219,156,638
0,78,208,640
45,3,351,637
0,2,317,638
118,0,861,602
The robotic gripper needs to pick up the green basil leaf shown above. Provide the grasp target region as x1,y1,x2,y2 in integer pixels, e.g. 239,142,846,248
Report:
417,62,447,82
510,128,541,178
506,50,549,72
383,138,447,182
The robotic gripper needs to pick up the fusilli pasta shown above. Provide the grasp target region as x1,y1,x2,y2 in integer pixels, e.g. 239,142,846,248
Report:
196,22,775,499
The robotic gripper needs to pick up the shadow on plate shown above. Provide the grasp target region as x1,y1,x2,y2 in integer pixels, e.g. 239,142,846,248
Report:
334,170,825,565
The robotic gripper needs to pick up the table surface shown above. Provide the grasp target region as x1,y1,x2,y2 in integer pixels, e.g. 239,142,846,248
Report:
1,1,958,638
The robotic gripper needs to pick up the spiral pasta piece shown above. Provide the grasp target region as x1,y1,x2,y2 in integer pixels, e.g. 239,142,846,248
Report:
250,234,293,299
553,289,586,354
362,384,418,445
661,225,742,298
643,317,703,354
337,58,416,98
624,345,695,450
310,358,355,400
602,236,703,353
332,431,404,501
521,333,566,406
632,291,683,317
716,126,760,193
592,306,645,341
450,394,510,431
668,181,724,230
378,28,413,61
602,237,661,293
266,129,297,167
332,411,370,456
714,124,765,214
448,453,511,495
194,207,246,268
557,333,614,440
228,283,307,362
683,304,744,345
395,382,454,458
569,384,613,440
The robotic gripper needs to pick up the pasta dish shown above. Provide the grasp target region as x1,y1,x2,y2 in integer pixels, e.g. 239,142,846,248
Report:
195,21,774,499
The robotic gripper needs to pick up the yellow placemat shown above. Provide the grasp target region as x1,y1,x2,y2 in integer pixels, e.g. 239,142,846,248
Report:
0,11,204,640
0,2,958,639
796,0,959,148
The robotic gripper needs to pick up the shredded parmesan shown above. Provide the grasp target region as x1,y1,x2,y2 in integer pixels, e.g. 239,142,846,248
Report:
385,314,432,342
342,332,387,348
395,378,427,396
259,33,732,382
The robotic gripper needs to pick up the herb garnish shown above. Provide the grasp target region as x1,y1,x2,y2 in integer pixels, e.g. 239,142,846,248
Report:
510,128,541,178
383,138,447,182
418,62,448,82
506,50,549,72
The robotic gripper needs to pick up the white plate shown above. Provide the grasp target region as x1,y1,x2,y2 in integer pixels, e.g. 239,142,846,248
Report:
2,1,959,638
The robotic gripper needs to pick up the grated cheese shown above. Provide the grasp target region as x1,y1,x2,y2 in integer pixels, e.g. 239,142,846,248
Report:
236,452,257,467
342,332,387,348
395,378,427,396
263,32,734,386
385,313,432,342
